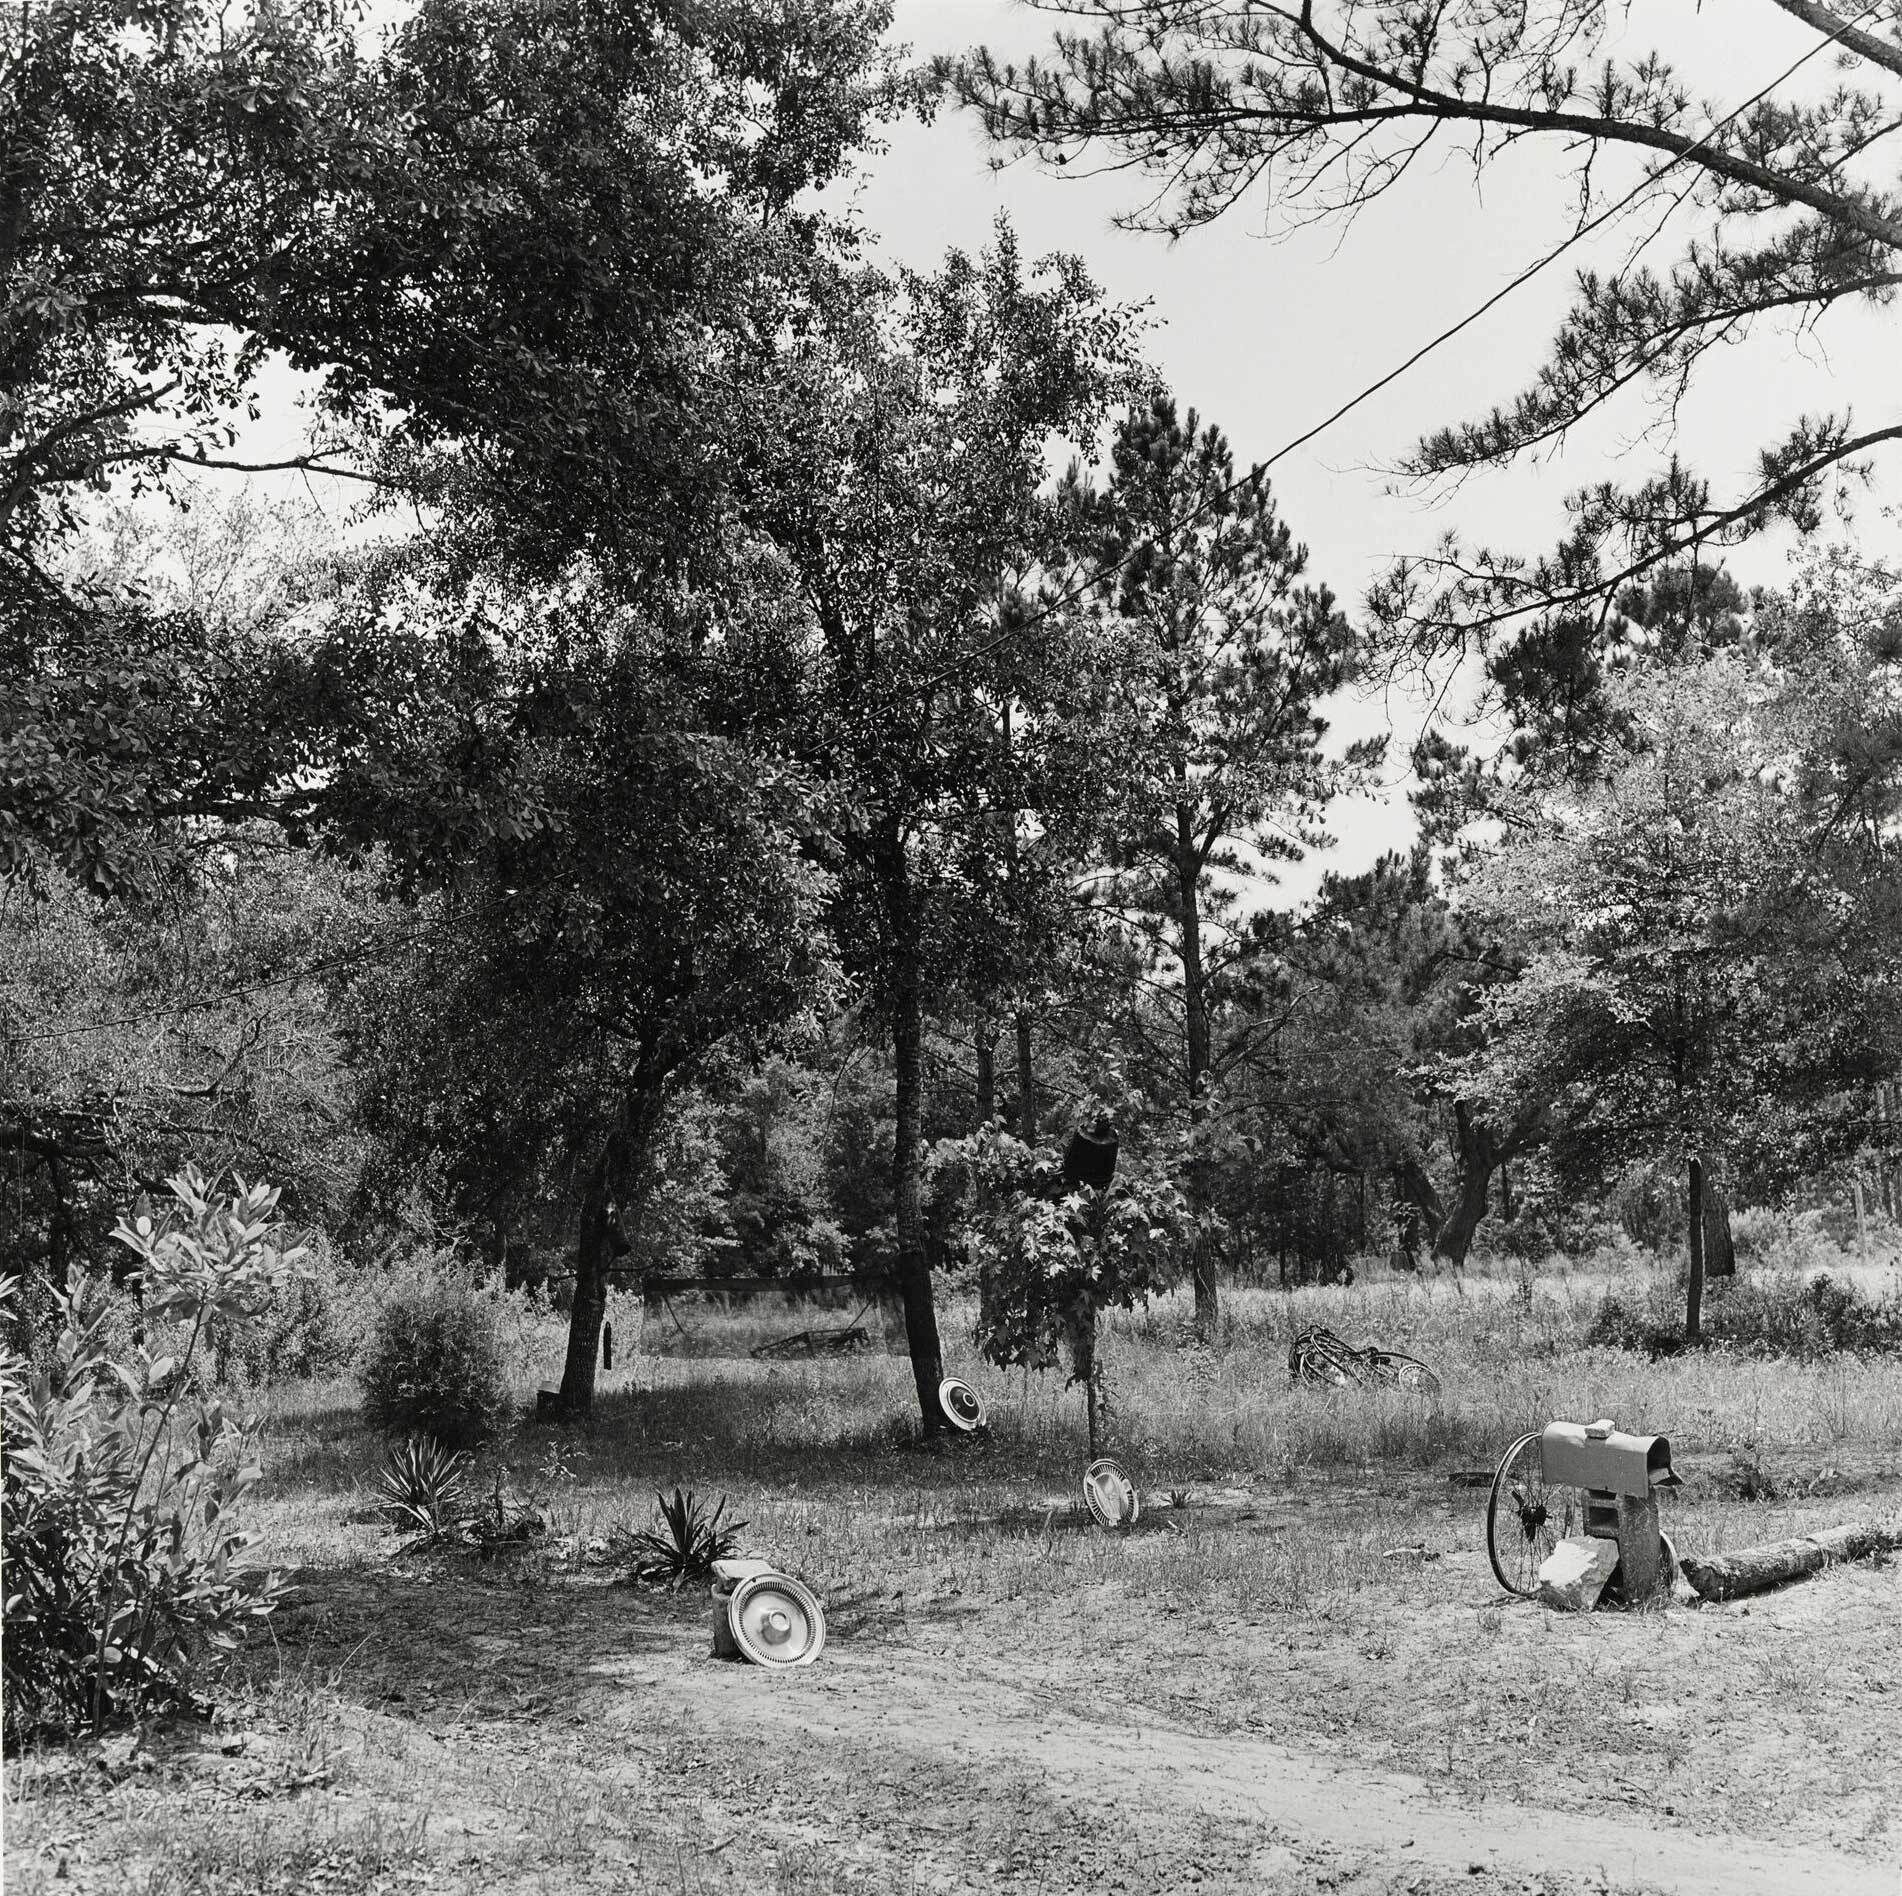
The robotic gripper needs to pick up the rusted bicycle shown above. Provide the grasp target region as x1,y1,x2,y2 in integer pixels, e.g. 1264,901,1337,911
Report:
1288,1324,1441,1394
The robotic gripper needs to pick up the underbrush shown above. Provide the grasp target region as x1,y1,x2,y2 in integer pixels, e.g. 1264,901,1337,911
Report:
1587,1268,1902,1361
357,1263,513,1451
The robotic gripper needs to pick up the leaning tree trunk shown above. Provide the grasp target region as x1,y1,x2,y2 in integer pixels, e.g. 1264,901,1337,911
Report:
1392,1157,1445,1265
884,842,948,1433
1175,807,1218,1336
975,1015,997,1126
1433,1101,1497,1267
1686,1154,1707,1344
557,1122,630,1416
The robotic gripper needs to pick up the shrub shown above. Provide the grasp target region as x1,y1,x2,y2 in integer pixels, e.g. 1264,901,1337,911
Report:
1587,1268,1902,1360
212,1232,378,1386
357,1263,511,1450
1,1170,299,1743
941,1123,1190,1453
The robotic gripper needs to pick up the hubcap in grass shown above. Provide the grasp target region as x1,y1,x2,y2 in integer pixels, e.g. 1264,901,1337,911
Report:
1486,1431,1578,1597
1083,1457,1140,1531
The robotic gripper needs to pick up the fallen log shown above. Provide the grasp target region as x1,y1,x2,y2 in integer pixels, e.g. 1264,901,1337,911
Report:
1680,1521,1902,1602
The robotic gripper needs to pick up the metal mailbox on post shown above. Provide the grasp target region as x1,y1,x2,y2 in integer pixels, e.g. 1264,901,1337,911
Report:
1486,1416,1684,1603
1542,1418,1680,1603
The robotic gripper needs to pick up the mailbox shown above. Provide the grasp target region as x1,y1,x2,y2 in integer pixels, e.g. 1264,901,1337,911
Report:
1490,1416,1683,1608
1540,1419,1679,1499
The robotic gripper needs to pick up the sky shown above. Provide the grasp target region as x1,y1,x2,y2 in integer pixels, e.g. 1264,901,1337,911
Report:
844,0,1902,900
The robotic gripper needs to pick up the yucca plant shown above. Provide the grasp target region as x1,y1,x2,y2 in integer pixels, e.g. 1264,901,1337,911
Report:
623,1488,747,1585
376,1437,471,1543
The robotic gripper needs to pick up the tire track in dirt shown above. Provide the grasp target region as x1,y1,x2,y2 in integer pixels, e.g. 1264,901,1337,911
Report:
640,1648,1897,1896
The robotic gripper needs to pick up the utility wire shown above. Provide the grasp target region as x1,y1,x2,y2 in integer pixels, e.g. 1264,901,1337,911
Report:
971,0,1896,657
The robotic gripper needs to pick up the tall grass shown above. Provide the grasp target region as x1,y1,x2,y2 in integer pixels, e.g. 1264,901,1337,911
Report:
243,1256,1902,1592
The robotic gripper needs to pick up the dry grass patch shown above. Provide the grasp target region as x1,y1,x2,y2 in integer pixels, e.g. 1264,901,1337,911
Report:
8,1262,1899,1894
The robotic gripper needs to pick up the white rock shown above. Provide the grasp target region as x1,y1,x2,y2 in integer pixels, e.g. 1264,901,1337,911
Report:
1537,1536,1620,1612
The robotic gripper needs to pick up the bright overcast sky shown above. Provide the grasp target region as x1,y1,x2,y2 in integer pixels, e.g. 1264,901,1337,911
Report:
852,0,1902,899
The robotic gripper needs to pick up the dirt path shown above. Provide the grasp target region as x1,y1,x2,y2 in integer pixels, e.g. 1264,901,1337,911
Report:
614,1643,1896,1896
14,1556,1897,1896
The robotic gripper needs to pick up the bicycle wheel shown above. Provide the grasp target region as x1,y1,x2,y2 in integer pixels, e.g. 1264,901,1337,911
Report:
1367,1350,1442,1395
750,1331,817,1361
1289,1328,1353,1387
1486,1431,1575,1597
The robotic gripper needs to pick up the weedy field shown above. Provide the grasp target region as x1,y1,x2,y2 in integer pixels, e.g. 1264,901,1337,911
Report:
8,1259,1901,1896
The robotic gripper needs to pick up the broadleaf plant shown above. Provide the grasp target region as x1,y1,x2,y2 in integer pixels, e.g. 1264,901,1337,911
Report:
0,1168,303,1741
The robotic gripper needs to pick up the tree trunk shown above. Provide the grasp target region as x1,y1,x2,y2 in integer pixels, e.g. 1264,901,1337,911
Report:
1067,1302,1101,1457
975,1016,996,1126
1681,1522,1902,1602
1876,1082,1895,1219
1175,805,1217,1335
44,1141,72,1297
558,1124,629,1416
1686,1154,1706,1344
1014,1008,1036,1143
1433,1102,1496,1267
1392,1158,1444,1262
1702,1178,1736,1279
1881,1080,1900,1220
886,842,947,1433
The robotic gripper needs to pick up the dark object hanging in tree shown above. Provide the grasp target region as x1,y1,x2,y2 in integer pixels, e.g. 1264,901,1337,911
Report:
602,1321,614,1371
1062,1116,1119,1192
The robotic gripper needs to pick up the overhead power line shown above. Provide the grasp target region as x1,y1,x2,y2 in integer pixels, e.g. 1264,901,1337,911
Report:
979,0,1895,654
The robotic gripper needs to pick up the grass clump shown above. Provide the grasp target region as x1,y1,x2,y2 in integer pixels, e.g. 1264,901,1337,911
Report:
358,1262,511,1451
621,1487,748,1584
376,1435,473,1539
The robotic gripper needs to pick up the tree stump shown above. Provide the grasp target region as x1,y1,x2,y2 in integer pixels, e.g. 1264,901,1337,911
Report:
1680,1522,1902,1601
